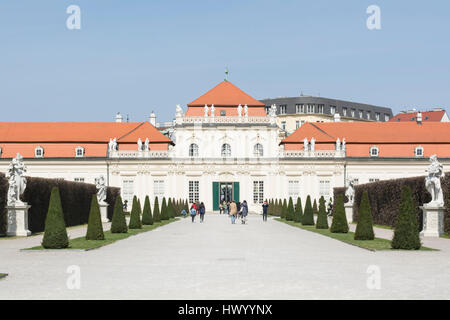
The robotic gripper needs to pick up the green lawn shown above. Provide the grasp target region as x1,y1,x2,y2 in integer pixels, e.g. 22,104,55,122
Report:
26,218,178,251
0,273,7,280
275,218,436,251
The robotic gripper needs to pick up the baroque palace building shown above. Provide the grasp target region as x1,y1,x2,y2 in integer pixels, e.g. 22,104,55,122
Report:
0,80,449,213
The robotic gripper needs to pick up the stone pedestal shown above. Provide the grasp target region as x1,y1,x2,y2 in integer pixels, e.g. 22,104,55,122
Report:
344,203,353,224
420,204,444,238
99,202,109,223
6,203,31,237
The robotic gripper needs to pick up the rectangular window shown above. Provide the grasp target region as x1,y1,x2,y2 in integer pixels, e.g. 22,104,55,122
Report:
301,120,305,126
343,107,348,116
74,177,85,183
369,178,380,183
295,121,300,129
317,104,324,114
307,104,315,113
367,111,371,120
319,180,331,198
351,109,356,117
279,105,287,114
154,180,165,199
122,179,134,206
295,104,304,114
188,181,199,204
359,110,363,118
330,106,336,114
384,114,390,122
375,112,380,121
281,121,286,130
253,181,264,204
288,180,300,200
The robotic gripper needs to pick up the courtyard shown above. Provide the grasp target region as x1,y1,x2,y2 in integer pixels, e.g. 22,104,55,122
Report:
1,213,449,300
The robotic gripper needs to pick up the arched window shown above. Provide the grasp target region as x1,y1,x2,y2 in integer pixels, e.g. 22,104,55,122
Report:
189,143,199,157
415,146,424,157
370,146,379,157
35,146,44,158
253,143,263,157
221,144,231,158
75,146,85,158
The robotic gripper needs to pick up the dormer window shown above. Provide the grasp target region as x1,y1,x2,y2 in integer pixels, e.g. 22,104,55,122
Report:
370,146,379,157
35,146,44,158
415,146,424,157
75,146,85,157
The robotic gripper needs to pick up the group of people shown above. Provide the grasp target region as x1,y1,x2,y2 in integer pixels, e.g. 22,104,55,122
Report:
185,201,206,223
219,200,250,224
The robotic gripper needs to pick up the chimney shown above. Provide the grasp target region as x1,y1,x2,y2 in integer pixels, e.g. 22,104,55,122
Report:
115,112,123,123
416,111,422,124
149,111,156,126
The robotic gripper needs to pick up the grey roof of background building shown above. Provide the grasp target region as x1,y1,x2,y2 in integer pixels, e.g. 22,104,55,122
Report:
260,96,393,121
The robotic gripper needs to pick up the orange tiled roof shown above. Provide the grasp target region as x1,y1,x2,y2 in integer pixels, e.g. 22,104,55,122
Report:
187,81,265,107
0,121,173,158
390,110,445,122
281,122,450,157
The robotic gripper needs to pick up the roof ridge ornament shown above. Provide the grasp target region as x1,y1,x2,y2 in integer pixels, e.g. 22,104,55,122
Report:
224,67,229,82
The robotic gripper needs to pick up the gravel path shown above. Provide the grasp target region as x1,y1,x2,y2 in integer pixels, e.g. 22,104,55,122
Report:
1,214,449,299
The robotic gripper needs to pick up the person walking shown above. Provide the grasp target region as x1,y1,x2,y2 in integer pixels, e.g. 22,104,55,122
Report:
219,203,223,215
262,200,269,222
229,200,237,224
190,203,197,223
199,202,205,223
226,201,230,216
241,200,248,224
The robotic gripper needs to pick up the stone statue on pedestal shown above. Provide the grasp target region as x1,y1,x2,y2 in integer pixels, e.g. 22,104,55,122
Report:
244,104,248,117
342,138,346,151
425,155,444,206
345,177,356,204
210,104,215,118
144,138,149,151
108,138,117,152
204,104,209,117
137,138,143,151
303,138,308,151
6,153,27,206
310,138,315,151
237,104,242,117
336,138,341,151
95,175,107,204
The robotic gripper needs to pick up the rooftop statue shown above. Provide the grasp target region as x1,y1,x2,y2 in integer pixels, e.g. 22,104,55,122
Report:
175,104,184,118
204,104,209,117
269,104,277,117
244,104,248,117
137,138,143,151
237,104,242,117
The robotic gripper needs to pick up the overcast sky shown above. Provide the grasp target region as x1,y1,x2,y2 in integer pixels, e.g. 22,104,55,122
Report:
1,0,449,123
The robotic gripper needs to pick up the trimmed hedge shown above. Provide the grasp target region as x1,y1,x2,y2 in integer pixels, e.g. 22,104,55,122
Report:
0,173,120,235
333,173,450,235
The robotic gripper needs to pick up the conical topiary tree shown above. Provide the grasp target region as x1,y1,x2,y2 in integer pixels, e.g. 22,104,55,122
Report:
42,187,69,249
391,186,421,250
294,197,303,222
286,197,294,221
111,195,128,233
142,195,153,225
137,198,142,214
315,196,329,229
301,195,314,225
86,194,105,240
313,199,318,215
168,198,174,219
330,194,349,233
153,197,161,222
354,191,374,240
161,197,169,220
281,199,287,219
129,196,142,229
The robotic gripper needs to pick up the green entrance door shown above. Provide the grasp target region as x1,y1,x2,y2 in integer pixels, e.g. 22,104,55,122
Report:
212,182,240,211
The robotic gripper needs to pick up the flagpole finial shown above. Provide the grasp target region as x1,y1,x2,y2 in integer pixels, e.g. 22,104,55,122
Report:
225,67,229,81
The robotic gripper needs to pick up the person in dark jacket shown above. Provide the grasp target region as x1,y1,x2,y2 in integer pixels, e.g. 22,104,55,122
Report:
199,202,206,223
240,200,248,224
262,200,269,222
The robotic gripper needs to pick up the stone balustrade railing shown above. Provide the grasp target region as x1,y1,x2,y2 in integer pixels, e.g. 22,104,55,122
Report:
109,150,170,158
180,116,272,124
282,150,345,158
